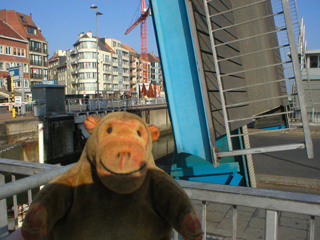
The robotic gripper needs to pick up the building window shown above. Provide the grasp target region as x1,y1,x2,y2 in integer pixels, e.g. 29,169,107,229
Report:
30,41,41,52
6,46,11,55
0,45,3,54
30,55,42,66
24,64,28,73
43,43,48,54
79,72,97,79
0,62,3,70
78,52,97,59
31,68,42,79
6,62,11,70
23,79,29,88
27,26,38,35
20,16,27,23
43,56,48,66
43,69,48,79
79,42,96,49
309,55,319,68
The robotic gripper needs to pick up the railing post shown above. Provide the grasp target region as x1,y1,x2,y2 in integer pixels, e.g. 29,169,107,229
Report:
232,205,238,240
38,123,44,164
0,174,9,239
265,210,278,240
202,201,207,239
173,230,179,240
11,176,18,231
309,215,315,240
67,99,71,113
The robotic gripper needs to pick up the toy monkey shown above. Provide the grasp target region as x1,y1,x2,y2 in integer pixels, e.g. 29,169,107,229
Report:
19,112,202,240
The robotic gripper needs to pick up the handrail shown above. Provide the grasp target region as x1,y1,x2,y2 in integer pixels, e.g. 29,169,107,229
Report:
0,163,75,200
65,97,167,113
1,159,320,240
179,180,320,214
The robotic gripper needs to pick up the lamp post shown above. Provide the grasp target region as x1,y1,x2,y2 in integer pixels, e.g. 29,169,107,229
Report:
90,4,103,101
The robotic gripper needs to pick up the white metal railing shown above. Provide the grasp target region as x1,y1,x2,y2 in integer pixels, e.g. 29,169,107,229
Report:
291,104,320,123
0,98,166,116
65,97,167,113
0,158,319,240
0,102,34,115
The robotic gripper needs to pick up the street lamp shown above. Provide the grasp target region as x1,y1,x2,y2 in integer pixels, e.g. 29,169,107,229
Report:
90,4,103,101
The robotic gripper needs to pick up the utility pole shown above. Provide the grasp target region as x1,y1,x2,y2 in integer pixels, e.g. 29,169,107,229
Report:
20,64,26,116
90,4,103,101
11,73,16,118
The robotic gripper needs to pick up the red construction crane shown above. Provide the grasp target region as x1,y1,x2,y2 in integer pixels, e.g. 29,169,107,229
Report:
125,0,150,84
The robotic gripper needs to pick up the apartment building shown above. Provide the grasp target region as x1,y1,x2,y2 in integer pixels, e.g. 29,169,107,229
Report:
48,50,66,83
48,31,163,99
64,32,114,97
300,49,320,105
148,52,162,97
122,43,140,96
0,9,49,86
0,19,29,91
104,38,131,95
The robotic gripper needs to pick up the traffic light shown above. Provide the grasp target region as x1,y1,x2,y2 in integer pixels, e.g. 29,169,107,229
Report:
6,76,11,92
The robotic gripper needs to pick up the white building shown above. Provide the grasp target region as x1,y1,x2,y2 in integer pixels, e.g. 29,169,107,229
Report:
49,31,163,99
301,49,320,105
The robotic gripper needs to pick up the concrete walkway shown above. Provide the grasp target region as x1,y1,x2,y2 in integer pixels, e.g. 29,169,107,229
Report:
0,111,35,123
191,199,320,240
183,175,320,240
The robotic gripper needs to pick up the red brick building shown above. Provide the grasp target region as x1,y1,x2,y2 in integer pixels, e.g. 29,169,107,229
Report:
0,19,28,91
0,9,49,87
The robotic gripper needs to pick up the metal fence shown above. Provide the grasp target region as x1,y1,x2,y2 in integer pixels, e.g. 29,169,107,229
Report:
291,104,320,123
0,158,319,240
0,103,33,115
65,97,167,113
0,98,166,116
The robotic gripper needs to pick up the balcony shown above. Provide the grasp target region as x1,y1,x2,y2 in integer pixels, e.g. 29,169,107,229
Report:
71,59,77,65
29,46,42,53
30,74,43,79
30,60,42,66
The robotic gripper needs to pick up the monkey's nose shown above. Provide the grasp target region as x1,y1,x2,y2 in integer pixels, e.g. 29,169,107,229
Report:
118,152,131,170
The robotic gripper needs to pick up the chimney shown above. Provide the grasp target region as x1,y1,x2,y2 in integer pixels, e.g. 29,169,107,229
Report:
87,31,92,38
30,13,32,19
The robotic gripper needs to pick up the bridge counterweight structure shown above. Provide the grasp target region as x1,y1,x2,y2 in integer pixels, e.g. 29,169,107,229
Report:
150,0,313,187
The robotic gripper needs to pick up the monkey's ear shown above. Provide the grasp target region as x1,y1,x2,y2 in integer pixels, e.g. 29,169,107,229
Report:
148,125,160,142
84,115,102,135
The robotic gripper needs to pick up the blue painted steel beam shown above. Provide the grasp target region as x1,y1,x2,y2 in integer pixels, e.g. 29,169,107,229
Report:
150,0,213,163
150,0,249,186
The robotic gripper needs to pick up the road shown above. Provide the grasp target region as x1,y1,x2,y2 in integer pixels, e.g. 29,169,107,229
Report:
250,133,320,180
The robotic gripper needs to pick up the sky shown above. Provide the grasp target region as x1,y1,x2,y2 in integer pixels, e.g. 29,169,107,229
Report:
1,0,320,58
1,0,159,58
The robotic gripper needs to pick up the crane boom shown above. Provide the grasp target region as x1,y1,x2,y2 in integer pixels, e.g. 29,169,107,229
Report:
125,9,149,35
125,0,150,85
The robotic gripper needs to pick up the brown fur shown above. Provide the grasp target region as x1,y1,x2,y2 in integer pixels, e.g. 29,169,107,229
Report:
22,112,202,240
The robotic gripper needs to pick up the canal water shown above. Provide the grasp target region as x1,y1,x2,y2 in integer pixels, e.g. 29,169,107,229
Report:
152,131,175,173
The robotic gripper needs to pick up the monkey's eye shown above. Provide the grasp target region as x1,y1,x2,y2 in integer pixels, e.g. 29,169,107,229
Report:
107,127,112,134
137,130,142,137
